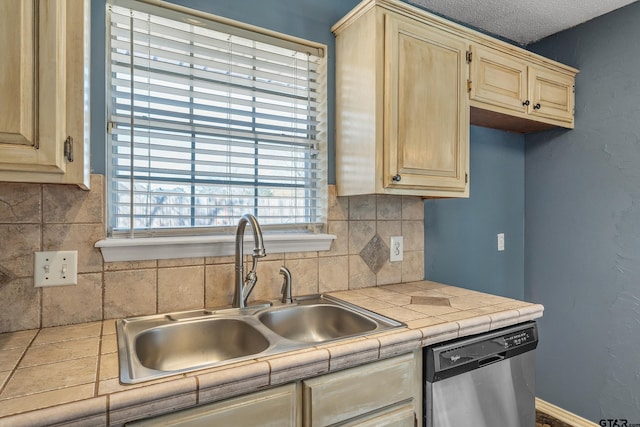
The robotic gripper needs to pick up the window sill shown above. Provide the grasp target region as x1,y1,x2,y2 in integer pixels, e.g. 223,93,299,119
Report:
95,233,337,262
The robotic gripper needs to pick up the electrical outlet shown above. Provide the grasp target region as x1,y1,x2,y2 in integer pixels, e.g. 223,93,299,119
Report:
497,233,505,252
34,251,78,287
390,236,403,262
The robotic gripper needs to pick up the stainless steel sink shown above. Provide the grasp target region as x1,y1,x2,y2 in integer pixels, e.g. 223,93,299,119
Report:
135,318,270,371
258,303,378,343
116,295,404,384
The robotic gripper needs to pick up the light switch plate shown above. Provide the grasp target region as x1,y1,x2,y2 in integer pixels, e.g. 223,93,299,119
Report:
34,251,78,287
390,236,403,262
497,233,505,252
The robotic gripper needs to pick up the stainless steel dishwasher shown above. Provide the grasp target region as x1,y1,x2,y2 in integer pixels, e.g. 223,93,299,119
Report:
424,321,538,427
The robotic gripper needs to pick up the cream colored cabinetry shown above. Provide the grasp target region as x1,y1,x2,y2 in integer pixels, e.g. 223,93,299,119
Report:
0,0,90,188
332,2,469,198
128,352,421,427
333,0,578,198
469,44,576,132
302,351,421,426
127,384,300,427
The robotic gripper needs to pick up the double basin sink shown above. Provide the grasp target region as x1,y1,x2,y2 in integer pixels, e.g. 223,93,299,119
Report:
116,295,404,383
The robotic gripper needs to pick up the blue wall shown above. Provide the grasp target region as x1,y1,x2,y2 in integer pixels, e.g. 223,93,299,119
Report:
424,126,525,300
526,2,640,421
89,0,361,181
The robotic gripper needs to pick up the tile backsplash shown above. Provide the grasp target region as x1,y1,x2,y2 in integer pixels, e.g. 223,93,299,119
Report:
0,176,424,333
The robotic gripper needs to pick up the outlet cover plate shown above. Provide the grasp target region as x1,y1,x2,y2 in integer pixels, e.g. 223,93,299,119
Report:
34,251,78,287
390,236,404,262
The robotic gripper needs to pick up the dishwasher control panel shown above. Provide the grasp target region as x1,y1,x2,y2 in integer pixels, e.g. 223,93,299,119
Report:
425,321,538,382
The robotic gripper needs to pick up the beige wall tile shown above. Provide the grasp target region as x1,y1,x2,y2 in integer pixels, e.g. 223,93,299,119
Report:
205,264,234,308
0,183,41,224
349,195,376,220
348,220,375,255
376,220,401,244
0,224,40,278
327,185,348,221
43,175,104,224
348,255,376,289
251,259,286,302
319,221,348,258
42,224,105,273
104,260,157,271
158,258,204,267
285,251,318,260
284,258,318,296
318,256,349,293
402,220,424,252
104,269,157,319
402,196,424,220
205,255,236,265
157,266,204,313
402,251,424,283
0,278,40,333
377,195,402,220
42,273,103,327
376,261,402,286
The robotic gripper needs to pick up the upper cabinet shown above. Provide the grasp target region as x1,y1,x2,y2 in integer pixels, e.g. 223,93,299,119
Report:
332,1,469,198
0,0,90,188
333,0,578,197
469,44,576,132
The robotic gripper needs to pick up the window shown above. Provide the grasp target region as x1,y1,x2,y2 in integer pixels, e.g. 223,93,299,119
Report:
106,0,327,239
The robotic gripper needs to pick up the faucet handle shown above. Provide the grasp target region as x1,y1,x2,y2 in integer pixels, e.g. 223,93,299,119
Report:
279,266,293,304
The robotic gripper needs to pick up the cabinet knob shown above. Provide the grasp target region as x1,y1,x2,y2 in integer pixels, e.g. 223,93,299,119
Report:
392,174,401,182
522,100,530,106
533,103,541,110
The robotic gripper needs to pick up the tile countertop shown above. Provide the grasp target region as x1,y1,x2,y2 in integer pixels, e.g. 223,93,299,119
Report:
0,280,543,426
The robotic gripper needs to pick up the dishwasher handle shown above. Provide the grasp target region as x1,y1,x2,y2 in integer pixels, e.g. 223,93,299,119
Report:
477,353,505,367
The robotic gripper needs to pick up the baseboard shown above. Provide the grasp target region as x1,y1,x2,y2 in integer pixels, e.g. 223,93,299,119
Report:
536,398,599,427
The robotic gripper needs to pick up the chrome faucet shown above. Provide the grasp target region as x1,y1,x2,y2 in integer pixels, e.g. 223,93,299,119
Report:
232,214,267,308
279,266,293,304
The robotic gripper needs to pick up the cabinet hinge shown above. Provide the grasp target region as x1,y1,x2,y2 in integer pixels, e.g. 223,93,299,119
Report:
466,50,472,63
465,172,468,183
64,136,74,163
467,80,472,93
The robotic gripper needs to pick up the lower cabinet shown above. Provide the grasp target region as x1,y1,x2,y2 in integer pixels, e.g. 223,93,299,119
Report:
127,351,421,427
127,384,299,427
302,351,420,426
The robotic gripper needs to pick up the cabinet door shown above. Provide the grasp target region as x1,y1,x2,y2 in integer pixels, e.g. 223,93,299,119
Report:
384,13,468,195
127,384,299,427
0,0,67,174
528,65,574,124
302,351,420,427
469,44,528,114
339,402,416,427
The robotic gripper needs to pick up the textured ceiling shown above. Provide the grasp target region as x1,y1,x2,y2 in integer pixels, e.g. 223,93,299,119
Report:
407,0,638,44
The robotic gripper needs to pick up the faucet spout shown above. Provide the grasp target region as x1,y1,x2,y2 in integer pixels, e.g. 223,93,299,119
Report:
232,213,267,308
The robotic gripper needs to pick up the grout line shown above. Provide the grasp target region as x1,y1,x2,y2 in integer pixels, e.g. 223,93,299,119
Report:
0,330,40,398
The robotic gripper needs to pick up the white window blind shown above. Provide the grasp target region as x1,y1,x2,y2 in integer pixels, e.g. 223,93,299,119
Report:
106,0,327,237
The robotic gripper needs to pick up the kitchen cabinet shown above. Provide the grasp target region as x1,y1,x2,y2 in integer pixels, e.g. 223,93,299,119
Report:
302,351,421,426
127,384,300,427
332,2,469,198
468,43,576,132
127,351,421,427
333,0,578,197
0,0,90,188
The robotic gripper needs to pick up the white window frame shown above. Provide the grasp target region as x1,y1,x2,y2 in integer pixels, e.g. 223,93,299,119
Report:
96,0,334,261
